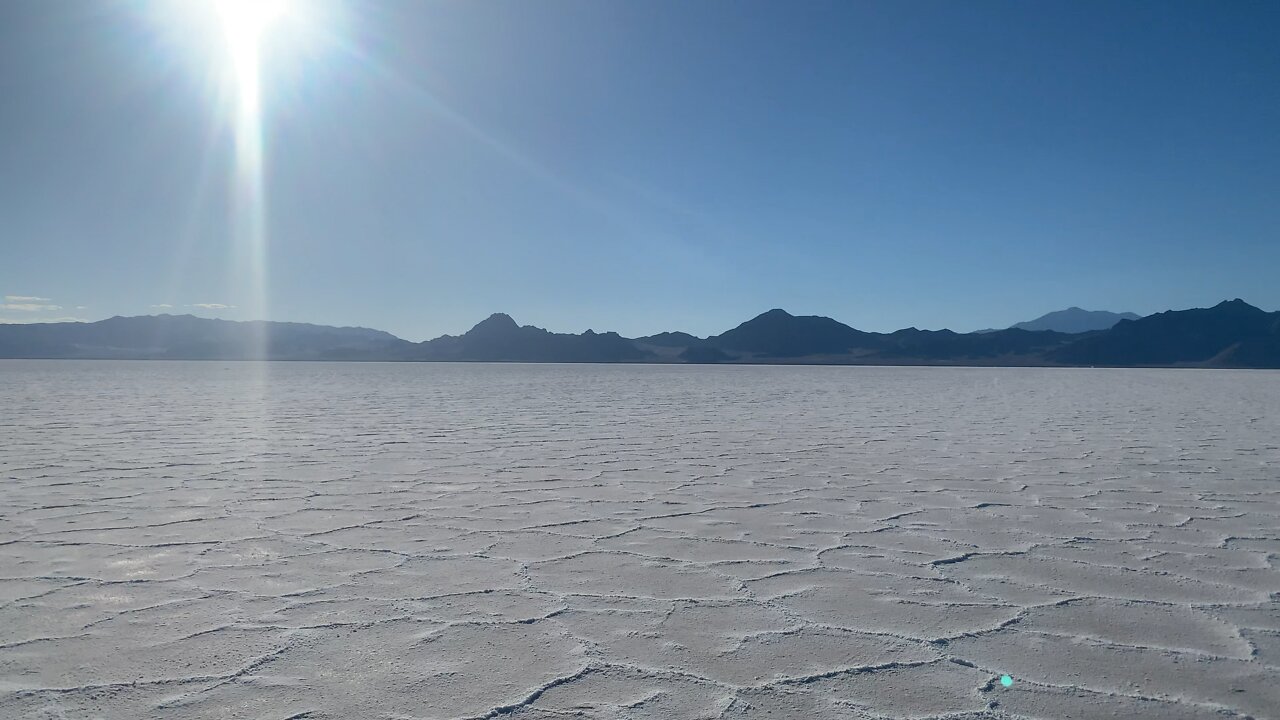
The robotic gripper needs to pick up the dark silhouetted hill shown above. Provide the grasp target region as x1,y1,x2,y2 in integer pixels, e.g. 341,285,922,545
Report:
0,314,410,360
414,313,649,363
1048,299,1280,367
679,345,733,363
695,311,1072,364
635,331,705,348
871,327,1073,363
708,309,876,357
2,300,1277,367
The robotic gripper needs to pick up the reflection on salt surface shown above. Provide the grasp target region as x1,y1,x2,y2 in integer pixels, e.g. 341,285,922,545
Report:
1,362,1277,718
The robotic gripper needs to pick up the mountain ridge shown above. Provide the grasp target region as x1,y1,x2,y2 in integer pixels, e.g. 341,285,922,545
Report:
2,300,1277,368
976,307,1140,334
1013,307,1141,333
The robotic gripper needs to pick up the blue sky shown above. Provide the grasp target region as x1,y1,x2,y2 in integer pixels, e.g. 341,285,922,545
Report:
1,0,1277,340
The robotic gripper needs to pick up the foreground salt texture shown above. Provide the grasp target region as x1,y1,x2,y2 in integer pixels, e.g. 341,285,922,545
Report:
1,361,1277,719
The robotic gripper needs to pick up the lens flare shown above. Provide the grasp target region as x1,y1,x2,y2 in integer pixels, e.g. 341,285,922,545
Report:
215,0,289,355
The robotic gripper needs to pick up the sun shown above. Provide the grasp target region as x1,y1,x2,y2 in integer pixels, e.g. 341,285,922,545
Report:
210,0,295,354
214,0,290,93
216,0,289,50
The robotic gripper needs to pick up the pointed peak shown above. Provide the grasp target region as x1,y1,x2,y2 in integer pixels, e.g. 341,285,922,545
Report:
468,313,519,334
756,308,793,320
1213,298,1262,313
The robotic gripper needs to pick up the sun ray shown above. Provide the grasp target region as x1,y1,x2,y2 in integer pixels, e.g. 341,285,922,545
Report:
214,0,289,357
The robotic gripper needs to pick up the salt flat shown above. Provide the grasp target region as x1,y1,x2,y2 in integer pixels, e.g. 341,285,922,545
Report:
1,361,1277,719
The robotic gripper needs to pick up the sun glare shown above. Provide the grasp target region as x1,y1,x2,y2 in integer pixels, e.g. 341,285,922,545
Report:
215,0,289,105
145,0,327,345
212,0,293,357
216,0,288,52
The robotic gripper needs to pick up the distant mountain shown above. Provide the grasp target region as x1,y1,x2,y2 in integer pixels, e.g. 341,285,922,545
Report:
1010,307,1141,333
679,345,733,363
975,307,1141,334
872,327,1073,363
694,311,1072,364
0,314,410,360
709,309,876,357
634,331,705,348
2,300,1277,367
413,313,649,363
1048,299,1280,367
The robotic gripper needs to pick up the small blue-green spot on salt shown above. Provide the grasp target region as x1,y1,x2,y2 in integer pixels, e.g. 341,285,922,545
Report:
1000,675,1013,688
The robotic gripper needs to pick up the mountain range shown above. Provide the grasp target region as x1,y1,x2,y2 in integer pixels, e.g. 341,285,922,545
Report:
975,307,1140,334
1,300,1277,368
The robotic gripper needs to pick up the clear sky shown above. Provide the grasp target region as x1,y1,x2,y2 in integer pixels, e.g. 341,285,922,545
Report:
1,0,1277,340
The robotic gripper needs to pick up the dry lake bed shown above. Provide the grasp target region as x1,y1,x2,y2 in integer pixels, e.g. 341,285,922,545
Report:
1,361,1278,719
